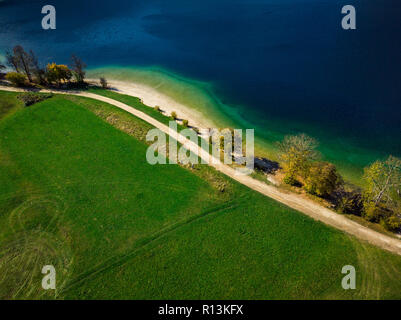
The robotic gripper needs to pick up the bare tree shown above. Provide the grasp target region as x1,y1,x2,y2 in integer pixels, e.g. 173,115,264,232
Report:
13,45,33,82
100,77,108,89
28,50,45,84
5,50,19,72
71,54,86,83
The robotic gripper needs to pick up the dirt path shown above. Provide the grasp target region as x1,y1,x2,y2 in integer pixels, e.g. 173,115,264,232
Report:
2,86,401,256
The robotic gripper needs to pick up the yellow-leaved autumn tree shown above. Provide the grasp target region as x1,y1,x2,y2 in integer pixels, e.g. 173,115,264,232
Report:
46,63,72,86
277,133,320,185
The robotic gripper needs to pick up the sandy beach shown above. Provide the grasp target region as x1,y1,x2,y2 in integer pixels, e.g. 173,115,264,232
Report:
87,79,218,131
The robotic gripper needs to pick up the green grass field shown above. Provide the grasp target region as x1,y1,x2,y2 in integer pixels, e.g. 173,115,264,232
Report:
0,91,400,299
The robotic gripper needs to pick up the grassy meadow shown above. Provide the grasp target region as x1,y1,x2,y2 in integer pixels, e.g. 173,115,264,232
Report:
0,90,400,299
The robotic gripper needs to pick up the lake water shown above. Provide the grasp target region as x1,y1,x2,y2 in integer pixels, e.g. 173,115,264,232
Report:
1,0,400,182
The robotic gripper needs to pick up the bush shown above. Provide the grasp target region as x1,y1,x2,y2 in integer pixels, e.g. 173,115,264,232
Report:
182,119,189,127
17,92,53,106
336,192,363,215
154,106,161,112
100,77,108,89
363,204,388,223
380,215,401,232
6,72,26,87
283,174,298,186
171,111,177,120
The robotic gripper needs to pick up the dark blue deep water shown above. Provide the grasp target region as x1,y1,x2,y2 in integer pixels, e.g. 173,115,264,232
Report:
1,0,400,175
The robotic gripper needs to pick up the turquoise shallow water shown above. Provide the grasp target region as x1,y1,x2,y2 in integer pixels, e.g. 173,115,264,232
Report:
1,0,400,184
88,65,389,184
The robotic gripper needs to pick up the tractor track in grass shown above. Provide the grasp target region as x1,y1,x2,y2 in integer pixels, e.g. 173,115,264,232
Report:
59,194,250,294
1,86,401,257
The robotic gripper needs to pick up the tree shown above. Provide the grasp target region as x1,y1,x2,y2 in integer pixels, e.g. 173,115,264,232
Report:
71,55,86,83
28,50,45,84
304,162,343,197
5,72,26,87
5,50,19,72
277,133,320,182
171,111,177,120
100,77,108,89
363,155,401,207
12,45,33,82
6,47,44,84
46,63,72,86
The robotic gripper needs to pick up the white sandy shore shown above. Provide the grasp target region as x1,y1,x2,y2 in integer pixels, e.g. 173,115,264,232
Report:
87,79,218,131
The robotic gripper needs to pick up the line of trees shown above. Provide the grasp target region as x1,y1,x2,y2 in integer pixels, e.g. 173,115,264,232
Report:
2,45,86,88
277,133,401,232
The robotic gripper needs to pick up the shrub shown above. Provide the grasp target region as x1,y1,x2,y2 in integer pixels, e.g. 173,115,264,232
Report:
17,92,53,106
182,119,189,127
380,215,401,232
100,77,108,89
363,204,388,223
336,192,363,215
283,174,298,186
171,111,177,120
6,72,26,87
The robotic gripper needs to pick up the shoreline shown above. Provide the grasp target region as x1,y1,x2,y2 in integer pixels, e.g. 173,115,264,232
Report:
2,85,400,254
67,77,381,186
87,78,218,131
86,70,386,187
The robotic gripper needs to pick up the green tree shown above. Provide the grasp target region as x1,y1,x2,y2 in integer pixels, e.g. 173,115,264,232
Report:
171,111,177,120
277,133,320,182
